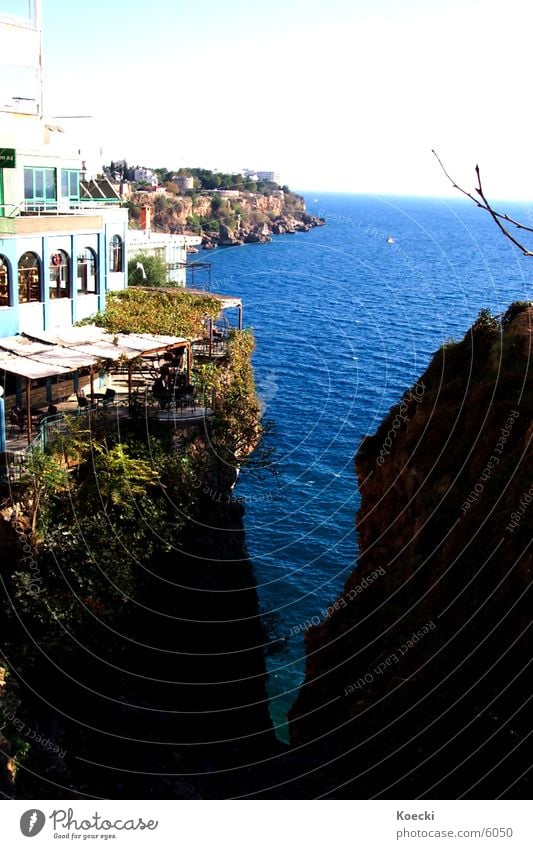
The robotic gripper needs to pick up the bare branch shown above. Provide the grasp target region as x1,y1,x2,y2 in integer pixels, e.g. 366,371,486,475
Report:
432,150,533,257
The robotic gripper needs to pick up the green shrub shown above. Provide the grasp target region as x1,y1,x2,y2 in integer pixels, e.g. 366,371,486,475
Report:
127,252,168,287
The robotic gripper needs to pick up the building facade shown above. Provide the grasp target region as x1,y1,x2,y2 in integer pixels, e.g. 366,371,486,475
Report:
243,168,281,184
127,207,201,286
0,2,128,341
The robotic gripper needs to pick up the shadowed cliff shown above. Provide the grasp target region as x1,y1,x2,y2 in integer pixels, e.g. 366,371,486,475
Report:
288,303,532,799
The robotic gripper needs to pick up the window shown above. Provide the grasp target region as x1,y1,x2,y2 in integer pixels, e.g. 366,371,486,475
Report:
0,255,11,306
77,247,97,294
49,250,70,299
61,169,80,203
18,252,41,303
24,167,57,209
109,235,123,272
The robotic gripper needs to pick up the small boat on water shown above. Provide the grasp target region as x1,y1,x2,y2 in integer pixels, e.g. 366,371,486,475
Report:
386,235,395,244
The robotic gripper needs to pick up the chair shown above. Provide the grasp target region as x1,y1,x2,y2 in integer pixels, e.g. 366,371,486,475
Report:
99,388,116,407
76,391,91,411
178,393,196,413
8,409,25,437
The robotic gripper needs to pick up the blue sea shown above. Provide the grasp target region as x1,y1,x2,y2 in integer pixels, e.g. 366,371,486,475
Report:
202,193,533,739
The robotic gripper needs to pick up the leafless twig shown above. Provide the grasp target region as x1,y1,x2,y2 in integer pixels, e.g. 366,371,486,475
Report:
432,149,533,257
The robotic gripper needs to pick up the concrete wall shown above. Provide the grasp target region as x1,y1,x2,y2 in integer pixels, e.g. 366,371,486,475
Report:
18,300,44,334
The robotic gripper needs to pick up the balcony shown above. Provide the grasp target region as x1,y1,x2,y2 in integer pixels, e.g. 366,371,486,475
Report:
2,380,213,482
0,194,127,239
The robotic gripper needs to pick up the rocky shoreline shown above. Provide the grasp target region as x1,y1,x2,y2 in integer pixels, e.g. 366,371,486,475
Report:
202,211,325,249
130,187,325,250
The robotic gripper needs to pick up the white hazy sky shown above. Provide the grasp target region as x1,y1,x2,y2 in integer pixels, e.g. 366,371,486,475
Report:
17,0,533,197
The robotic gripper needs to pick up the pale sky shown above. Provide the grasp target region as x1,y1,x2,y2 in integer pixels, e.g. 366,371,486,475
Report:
12,0,533,198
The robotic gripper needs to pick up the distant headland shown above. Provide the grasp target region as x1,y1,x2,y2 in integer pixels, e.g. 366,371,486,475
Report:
104,163,326,249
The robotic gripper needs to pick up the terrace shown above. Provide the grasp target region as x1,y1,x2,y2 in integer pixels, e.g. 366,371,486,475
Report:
0,326,214,480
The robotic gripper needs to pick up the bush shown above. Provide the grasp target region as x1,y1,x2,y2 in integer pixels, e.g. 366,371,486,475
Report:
127,252,168,287
102,288,222,337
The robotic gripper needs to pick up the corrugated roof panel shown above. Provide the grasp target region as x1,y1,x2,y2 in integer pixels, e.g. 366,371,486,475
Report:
0,352,71,380
0,327,192,379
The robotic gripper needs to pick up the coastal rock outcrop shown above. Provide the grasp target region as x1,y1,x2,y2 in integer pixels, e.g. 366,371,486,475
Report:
130,189,325,248
288,303,532,798
218,222,244,247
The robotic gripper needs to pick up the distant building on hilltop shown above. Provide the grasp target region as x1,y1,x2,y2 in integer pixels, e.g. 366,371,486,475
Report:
243,168,281,184
132,167,158,186
176,175,194,192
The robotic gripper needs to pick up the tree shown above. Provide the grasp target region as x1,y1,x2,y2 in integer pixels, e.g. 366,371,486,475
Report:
127,252,168,287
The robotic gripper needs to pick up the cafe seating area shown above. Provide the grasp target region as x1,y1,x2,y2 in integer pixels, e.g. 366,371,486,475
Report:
2,338,214,462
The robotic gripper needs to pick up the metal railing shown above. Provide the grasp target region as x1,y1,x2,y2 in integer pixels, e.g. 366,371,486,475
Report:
0,199,123,219
20,199,123,215
192,337,229,357
2,394,212,483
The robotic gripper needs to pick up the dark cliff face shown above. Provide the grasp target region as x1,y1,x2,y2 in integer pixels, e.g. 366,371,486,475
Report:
0,437,281,799
288,304,532,799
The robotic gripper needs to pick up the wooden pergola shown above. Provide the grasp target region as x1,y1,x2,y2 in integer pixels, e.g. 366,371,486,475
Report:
0,328,193,445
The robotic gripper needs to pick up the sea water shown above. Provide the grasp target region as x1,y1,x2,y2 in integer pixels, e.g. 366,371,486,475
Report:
203,193,532,738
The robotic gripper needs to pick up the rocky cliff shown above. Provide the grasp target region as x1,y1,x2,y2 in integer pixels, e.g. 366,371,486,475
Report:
288,303,532,798
130,189,325,249
0,494,281,799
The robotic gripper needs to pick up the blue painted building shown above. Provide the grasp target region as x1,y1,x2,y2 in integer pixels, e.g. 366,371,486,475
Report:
0,2,128,344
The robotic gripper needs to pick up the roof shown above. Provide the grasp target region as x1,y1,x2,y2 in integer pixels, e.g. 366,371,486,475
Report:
80,178,121,201
0,327,190,380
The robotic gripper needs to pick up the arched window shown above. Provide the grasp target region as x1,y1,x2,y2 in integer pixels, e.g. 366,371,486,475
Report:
0,255,11,307
109,234,123,272
49,250,70,299
18,252,41,303
77,248,97,294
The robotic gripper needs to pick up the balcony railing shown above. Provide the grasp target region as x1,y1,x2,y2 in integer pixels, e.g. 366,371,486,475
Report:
20,199,123,215
2,393,213,482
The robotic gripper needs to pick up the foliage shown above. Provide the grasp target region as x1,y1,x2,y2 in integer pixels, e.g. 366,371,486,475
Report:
127,252,169,288
472,307,500,335
154,194,169,213
126,201,140,222
210,330,262,463
9,429,210,639
186,214,201,232
501,300,532,328
22,449,70,534
211,195,225,213
88,443,159,514
100,288,221,338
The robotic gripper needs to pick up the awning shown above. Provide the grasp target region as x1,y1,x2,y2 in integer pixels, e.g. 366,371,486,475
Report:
0,350,72,380
0,326,192,380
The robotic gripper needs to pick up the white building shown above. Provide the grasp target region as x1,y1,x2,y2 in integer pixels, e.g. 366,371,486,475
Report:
0,2,128,339
175,175,194,192
127,208,201,287
243,168,281,184
132,167,157,186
